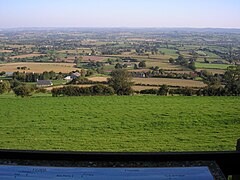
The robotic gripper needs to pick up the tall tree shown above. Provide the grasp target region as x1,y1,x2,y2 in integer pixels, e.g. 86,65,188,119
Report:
224,66,240,95
138,61,146,68
108,69,133,95
157,84,169,96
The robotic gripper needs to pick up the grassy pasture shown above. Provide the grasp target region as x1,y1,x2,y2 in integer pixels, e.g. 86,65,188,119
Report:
195,62,231,70
204,51,221,59
0,96,239,152
0,62,79,73
158,48,177,55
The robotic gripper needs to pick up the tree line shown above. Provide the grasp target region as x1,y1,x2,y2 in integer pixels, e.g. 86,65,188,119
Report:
51,84,114,97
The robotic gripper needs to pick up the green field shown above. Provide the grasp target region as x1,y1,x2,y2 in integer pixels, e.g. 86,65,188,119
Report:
158,48,177,55
0,96,239,152
195,62,231,70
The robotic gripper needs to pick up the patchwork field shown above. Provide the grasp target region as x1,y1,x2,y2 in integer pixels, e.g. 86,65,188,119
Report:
64,56,108,63
0,96,239,152
197,69,226,74
133,78,206,88
145,60,184,69
195,62,231,70
79,77,206,88
0,62,79,73
9,53,45,59
132,86,159,91
0,50,13,53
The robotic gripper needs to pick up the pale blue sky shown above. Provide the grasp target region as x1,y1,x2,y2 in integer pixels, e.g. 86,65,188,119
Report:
0,0,240,28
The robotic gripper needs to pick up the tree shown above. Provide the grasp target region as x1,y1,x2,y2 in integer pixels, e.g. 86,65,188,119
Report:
0,81,11,94
157,84,169,96
138,61,146,68
115,63,123,69
0,56,5,62
91,49,95,55
169,58,174,64
10,79,23,88
0,71,5,76
51,85,114,97
204,58,209,63
91,84,114,95
123,64,128,68
13,85,33,97
134,64,138,69
108,69,133,95
224,66,240,95
74,56,83,67
188,61,196,71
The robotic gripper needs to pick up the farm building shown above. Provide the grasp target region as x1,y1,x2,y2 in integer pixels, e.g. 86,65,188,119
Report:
5,72,13,77
71,72,81,79
64,76,72,81
37,80,53,87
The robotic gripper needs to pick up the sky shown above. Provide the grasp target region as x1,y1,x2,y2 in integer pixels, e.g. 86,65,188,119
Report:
0,0,240,28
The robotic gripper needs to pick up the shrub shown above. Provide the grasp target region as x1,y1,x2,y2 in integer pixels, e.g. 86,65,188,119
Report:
13,85,33,97
140,89,158,95
0,81,11,94
52,85,114,97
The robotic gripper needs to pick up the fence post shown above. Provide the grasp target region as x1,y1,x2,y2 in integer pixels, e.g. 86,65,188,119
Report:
232,139,240,180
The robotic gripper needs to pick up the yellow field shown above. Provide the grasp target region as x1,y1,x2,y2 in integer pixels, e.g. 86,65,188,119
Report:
88,77,109,82
0,62,79,73
0,50,13,53
132,86,159,91
129,69,150,72
10,53,45,59
86,76,205,88
5,45,35,48
145,60,186,70
45,84,93,91
133,78,206,88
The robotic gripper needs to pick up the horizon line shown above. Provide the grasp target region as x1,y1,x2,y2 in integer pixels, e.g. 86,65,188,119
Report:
1,26,240,30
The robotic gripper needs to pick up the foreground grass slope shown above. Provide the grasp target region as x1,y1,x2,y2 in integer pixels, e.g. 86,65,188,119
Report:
0,96,239,152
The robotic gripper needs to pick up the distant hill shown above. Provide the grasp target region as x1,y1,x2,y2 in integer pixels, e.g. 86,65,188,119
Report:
1,27,240,33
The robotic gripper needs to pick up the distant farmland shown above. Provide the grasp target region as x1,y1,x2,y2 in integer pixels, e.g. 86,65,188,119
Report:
0,62,79,73
9,53,45,59
195,62,231,70
133,78,206,88
83,77,206,88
